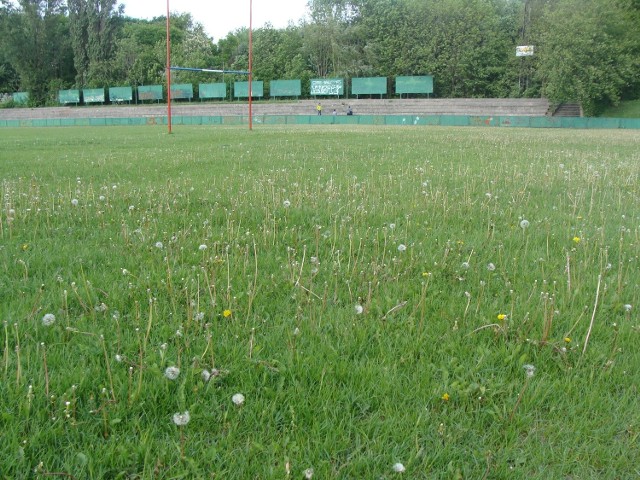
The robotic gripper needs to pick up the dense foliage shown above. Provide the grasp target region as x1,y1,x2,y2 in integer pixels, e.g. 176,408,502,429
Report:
0,0,638,113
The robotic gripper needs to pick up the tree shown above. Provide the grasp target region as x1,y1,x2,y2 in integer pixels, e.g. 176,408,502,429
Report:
68,0,122,87
536,0,640,114
1,0,74,104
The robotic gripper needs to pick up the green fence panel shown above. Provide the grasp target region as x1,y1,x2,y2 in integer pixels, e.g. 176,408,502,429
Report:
587,117,621,129
58,89,80,105
233,81,264,98
352,77,387,95
13,92,29,104
310,79,344,96
108,87,133,103
171,84,193,100
83,88,105,103
138,85,163,101
199,83,227,99
620,118,640,129
395,76,433,95
270,80,302,97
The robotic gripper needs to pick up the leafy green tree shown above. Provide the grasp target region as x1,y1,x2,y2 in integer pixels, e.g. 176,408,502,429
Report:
68,0,122,87
0,0,74,104
536,0,640,114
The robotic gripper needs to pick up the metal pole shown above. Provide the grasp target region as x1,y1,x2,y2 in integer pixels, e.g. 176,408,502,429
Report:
166,0,172,133
248,0,253,131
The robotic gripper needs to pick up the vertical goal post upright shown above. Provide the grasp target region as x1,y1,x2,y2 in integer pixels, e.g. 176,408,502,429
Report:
165,0,254,133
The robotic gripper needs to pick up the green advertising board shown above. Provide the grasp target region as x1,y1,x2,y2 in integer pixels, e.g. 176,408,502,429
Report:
199,83,227,99
234,81,264,98
12,92,29,104
310,79,344,96
138,85,163,101
352,77,387,95
59,89,80,105
395,76,434,95
171,83,193,100
270,79,302,97
83,88,105,103
109,87,133,103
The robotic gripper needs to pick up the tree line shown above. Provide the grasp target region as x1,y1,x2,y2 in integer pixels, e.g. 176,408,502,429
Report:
0,0,638,115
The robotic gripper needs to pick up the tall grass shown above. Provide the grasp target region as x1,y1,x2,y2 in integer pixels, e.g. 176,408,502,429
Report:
0,126,638,479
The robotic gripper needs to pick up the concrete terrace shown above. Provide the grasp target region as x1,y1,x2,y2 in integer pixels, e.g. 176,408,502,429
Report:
0,98,551,120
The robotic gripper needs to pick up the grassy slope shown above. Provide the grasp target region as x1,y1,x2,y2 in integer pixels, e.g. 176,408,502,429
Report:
0,126,638,479
600,99,640,118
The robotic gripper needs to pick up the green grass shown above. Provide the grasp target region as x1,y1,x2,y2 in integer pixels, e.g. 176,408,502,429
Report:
600,99,640,118
1,125,639,479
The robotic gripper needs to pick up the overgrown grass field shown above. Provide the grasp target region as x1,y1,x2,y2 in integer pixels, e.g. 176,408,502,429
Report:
1,126,638,479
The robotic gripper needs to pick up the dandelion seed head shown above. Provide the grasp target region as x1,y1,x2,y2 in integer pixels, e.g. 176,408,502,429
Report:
164,366,180,380
155,241,164,249
283,199,291,208
523,364,536,378
461,262,470,269
42,313,56,326
623,304,632,312
232,393,245,406
392,462,406,473
201,369,211,382
487,263,496,271
304,468,314,479
520,219,530,229
172,411,190,426
355,304,364,314
71,199,79,207
397,244,407,252
199,244,207,251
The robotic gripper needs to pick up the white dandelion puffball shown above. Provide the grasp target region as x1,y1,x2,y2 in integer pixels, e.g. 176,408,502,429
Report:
523,364,536,378
172,411,190,426
71,198,79,207
461,262,470,270
304,468,314,479
355,304,364,315
155,241,164,249
283,199,291,208
164,366,180,380
99,195,106,202
232,393,245,406
201,369,211,382
520,219,530,229
397,244,407,252
42,313,56,326
623,304,632,312
392,462,406,473
199,244,207,251
389,223,396,230
487,262,496,271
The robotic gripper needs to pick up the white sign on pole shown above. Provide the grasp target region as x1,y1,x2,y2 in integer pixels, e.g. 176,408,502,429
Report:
516,45,535,57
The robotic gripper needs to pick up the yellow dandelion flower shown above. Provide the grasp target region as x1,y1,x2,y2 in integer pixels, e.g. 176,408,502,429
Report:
441,393,450,402
22,244,29,251
422,272,431,278
564,337,571,343
497,313,507,321
573,236,581,244
223,309,232,318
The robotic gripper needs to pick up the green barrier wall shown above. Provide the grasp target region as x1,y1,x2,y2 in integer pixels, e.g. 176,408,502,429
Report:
270,80,302,97
396,76,434,95
138,85,163,101
59,89,80,104
108,87,133,103
199,83,226,99
1,115,639,129
83,88,105,103
310,79,344,96
352,77,387,95
234,81,264,98
171,84,193,100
